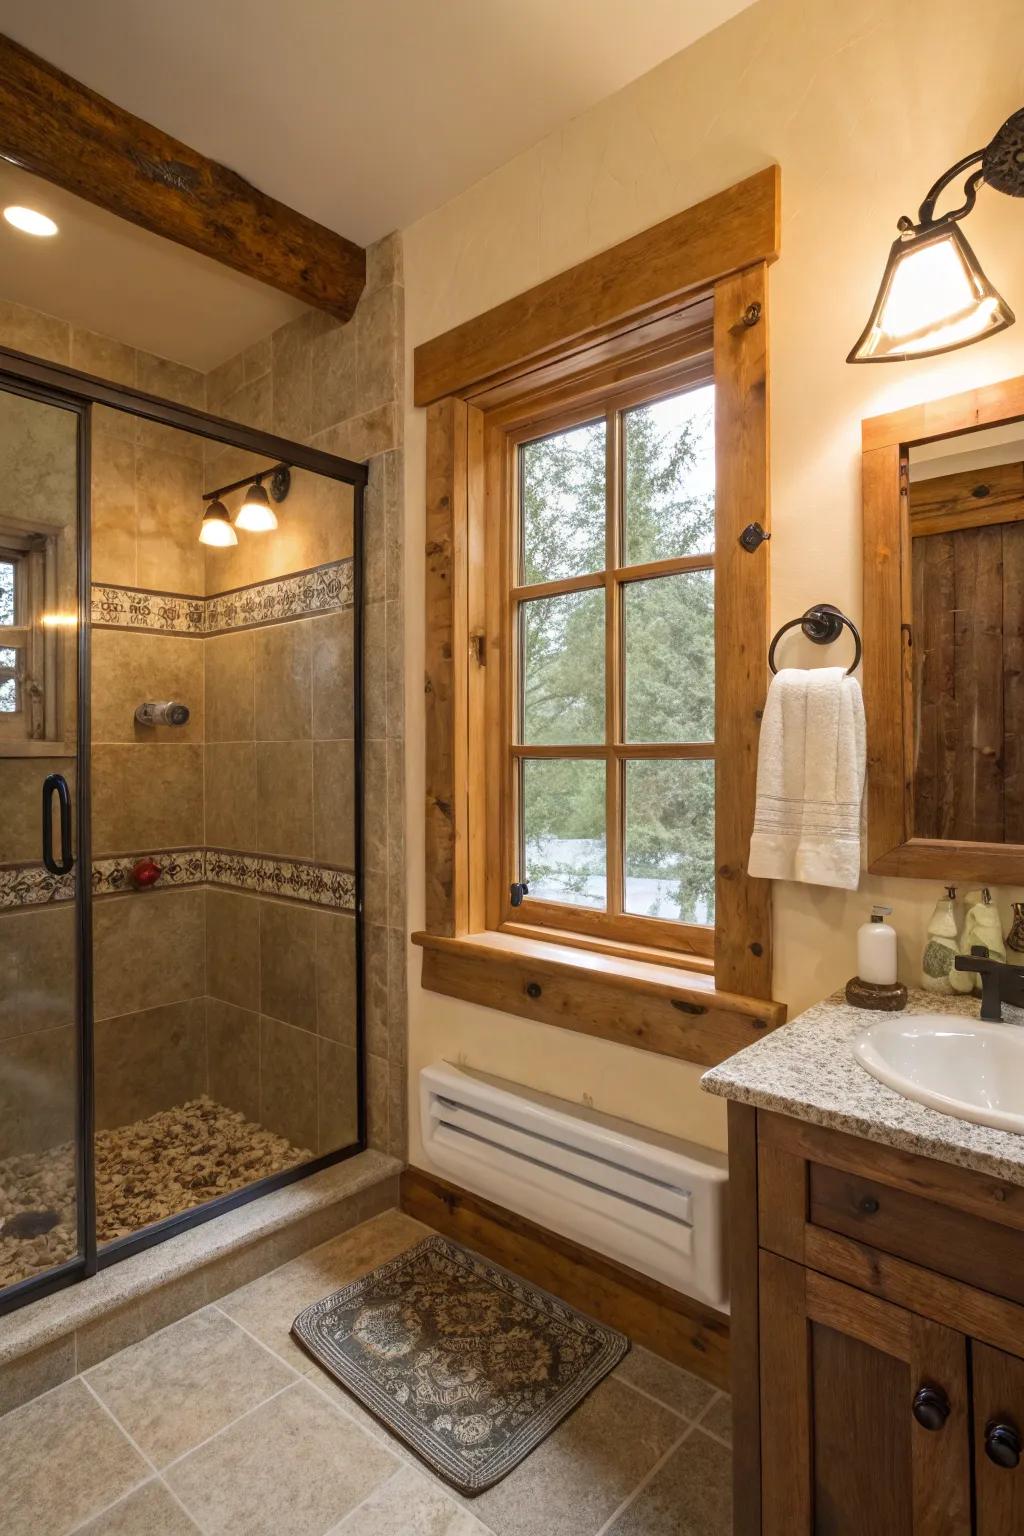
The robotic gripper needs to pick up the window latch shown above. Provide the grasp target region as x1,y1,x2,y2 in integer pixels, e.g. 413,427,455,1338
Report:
510,881,529,907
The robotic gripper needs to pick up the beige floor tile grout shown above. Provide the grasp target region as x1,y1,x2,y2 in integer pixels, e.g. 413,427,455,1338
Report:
687,1389,732,1449
591,1421,695,1536
612,1371,700,1422
209,1300,306,1377
156,1379,299,1479
321,1464,406,1536
76,1377,213,1535
62,1473,158,1536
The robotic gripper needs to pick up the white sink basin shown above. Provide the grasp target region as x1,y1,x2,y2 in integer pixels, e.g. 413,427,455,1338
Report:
852,1014,1024,1136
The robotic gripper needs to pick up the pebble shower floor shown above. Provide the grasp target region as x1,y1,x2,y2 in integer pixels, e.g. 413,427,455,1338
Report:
0,1098,310,1289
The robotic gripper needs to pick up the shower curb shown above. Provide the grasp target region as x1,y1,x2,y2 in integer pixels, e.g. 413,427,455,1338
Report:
0,1149,401,1416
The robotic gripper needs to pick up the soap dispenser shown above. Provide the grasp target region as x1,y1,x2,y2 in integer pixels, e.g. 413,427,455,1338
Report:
921,886,959,993
845,905,907,1011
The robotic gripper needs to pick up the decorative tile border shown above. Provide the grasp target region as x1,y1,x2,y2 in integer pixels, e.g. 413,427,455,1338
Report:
91,558,353,637
0,864,75,910
205,849,356,910
91,585,206,636
92,849,206,896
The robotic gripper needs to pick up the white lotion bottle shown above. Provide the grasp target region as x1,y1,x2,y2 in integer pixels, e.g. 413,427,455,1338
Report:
857,904,898,985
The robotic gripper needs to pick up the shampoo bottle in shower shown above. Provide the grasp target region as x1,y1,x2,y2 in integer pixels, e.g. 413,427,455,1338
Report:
921,886,959,993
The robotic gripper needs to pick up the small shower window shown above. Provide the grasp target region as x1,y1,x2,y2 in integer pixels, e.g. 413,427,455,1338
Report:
0,531,57,742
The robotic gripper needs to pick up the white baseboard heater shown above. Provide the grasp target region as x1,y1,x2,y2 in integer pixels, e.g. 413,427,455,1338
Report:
419,1062,729,1311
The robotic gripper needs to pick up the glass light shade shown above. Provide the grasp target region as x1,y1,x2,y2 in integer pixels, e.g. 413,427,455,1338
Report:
848,223,1014,363
198,498,238,547
235,482,278,532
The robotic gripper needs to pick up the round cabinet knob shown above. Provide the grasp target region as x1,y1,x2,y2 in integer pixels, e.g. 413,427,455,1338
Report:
985,1423,1022,1470
912,1385,950,1431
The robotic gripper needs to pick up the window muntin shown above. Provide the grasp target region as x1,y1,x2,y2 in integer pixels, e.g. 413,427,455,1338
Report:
0,532,58,741
509,373,716,950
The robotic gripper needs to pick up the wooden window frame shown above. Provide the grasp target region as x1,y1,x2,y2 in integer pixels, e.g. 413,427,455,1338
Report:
497,363,717,961
0,529,53,743
416,168,784,1062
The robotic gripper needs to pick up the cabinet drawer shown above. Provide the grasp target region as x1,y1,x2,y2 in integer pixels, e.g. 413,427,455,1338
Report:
808,1163,1024,1307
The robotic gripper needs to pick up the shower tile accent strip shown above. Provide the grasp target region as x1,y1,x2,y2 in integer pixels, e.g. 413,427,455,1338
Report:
1,850,355,911
90,557,354,636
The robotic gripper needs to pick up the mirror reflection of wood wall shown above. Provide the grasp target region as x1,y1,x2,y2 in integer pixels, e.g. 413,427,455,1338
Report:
910,458,1024,844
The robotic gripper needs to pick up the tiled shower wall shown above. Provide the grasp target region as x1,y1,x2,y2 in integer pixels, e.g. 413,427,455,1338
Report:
201,233,406,1161
0,230,405,1162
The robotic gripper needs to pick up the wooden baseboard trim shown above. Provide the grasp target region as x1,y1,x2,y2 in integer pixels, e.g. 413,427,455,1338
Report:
400,1165,730,1390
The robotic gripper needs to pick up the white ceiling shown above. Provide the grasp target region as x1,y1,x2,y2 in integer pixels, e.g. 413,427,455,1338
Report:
0,0,755,371
0,0,755,244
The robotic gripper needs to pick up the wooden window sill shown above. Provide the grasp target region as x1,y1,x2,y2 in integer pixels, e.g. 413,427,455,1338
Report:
412,929,786,1069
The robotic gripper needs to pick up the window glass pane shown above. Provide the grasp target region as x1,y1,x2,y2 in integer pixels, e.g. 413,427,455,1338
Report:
0,560,14,624
625,758,715,924
624,571,714,743
521,419,606,584
0,675,15,711
522,758,606,909
521,589,604,745
624,383,715,564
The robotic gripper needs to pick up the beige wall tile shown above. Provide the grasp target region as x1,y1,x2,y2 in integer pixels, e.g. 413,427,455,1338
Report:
317,1038,358,1154
257,741,313,858
310,321,356,436
259,1016,316,1151
136,416,206,463
76,1268,210,1374
0,1024,77,1157
91,744,203,854
205,630,254,742
0,389,78,529
136,447,205,594
365,1051,388,1152
312,739,354,867
206,889,260,1012
221,373,272,433
310,610,353,742
0,756,76,863
271,316,312,442
0,1336,77,1418
254,621,311,741
136,353,205,410
205,742,256,850
314,910,357,1046
71,328,137,387
259,898,316,1030
366,231,403,292
362,603,385,739
364,924,388,1059
362,738,386,878
92,888,205,1021
356,284,403,413
91,629,204,744
206,998,260,1122
0,300,70,364
311,404,399,462
91,431,137,587
206,352,245,416
0,905,76,1039
242,337,272,381
94,998,207,1130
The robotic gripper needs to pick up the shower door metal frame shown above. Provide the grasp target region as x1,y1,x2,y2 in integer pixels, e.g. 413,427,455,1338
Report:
0,343,369,1316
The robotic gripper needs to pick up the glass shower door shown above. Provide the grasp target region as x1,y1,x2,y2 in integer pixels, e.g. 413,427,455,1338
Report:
0,381,86,1304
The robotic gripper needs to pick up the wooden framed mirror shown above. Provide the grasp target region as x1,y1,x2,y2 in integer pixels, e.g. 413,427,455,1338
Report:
863,374,1024,880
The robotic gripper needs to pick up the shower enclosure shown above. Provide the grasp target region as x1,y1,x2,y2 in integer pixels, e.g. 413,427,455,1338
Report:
0,348,366,1317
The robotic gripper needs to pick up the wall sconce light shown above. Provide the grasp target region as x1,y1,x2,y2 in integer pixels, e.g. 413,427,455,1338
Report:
198,497,238,548
199,465,290,545
848,107,1024,363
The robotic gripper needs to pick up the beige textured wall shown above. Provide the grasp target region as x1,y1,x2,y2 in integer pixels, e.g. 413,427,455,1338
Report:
401,0,1024,1163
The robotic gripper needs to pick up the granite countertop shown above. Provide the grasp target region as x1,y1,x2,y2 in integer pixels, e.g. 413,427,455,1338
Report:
701,987,1024,1187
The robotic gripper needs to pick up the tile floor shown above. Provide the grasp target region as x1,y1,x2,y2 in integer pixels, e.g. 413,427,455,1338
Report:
0,1209,732,1536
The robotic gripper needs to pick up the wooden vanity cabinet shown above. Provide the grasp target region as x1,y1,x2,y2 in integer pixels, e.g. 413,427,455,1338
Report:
731,1104,1024,1535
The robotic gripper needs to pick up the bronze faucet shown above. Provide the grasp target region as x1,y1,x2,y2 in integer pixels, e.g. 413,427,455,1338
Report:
954,948,1024,1022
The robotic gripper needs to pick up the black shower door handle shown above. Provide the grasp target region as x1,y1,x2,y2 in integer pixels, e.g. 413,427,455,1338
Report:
41,773,75,875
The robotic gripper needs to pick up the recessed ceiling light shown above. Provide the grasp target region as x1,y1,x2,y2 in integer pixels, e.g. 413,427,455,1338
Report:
3,205,58,238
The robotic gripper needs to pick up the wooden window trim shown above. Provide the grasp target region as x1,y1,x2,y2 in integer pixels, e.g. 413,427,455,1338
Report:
417,170,783,1066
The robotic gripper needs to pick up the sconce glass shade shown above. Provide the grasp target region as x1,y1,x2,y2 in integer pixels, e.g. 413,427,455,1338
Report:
848,223,1014,363
198,498,238,547
235,481,278,532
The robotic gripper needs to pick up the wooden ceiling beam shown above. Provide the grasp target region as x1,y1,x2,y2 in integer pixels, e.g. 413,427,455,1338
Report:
0,33,365,322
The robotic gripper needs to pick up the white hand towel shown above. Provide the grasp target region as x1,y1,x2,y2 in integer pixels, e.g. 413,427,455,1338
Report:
747,666,866,890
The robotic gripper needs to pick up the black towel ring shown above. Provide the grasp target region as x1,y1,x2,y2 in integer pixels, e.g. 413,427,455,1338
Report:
768,603,862,676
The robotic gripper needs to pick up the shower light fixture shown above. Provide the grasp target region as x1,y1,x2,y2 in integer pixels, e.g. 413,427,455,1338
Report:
235,480,278,533
3,205,58,237
199,464,290,544
848,107,1024,363
198,497,238,548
